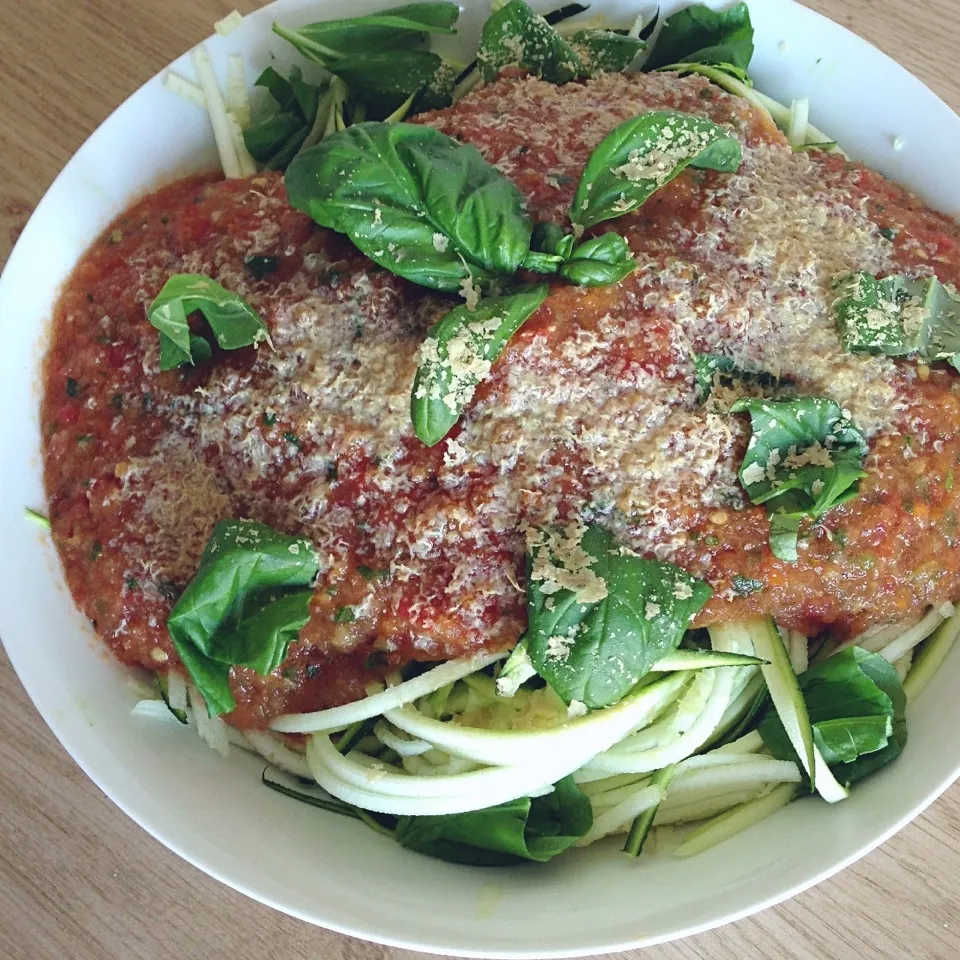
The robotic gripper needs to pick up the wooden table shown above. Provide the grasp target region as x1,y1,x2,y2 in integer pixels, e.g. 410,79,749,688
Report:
2,1,960,957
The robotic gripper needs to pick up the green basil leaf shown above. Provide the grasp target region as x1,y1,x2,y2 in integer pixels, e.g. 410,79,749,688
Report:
254,66,321,121
412,56,461,112
570,110,742,230
271,2,460,65
543,3,591,26
570,29,646,75
148,275,269,371
559,232,636,286
525,523,712,709
693,352,782,406
288,68,325,122
759,647,906,787
693,352,739,399
254,66,305,118
730,397,868,563
173,643,236,717
394,775,592,864
167,519,319,716
242,67,331,168
411,285,549,446
520,250,564,274
478,0,585,84
327,50,447,115
530,221,576,259
286,122,533,293
157,331,212,371
643,1,754,72
244,113,308,165
833,272,960,366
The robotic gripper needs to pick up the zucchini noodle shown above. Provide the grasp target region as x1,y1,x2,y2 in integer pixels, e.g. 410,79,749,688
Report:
130,604,960,861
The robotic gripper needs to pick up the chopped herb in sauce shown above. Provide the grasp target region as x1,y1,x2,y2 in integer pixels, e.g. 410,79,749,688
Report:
334,605,357,623
358,565,390,581
284,430,302,449
731,574,764,596
90,541,103,560
245,255,280,279
66,377,79,398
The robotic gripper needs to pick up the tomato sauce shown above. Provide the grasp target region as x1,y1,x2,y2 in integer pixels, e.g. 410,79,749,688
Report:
41,72,960,728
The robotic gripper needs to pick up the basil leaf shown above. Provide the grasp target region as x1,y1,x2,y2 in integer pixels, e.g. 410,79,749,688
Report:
327,50,449,116
525,523,712,709
570,110,742,230
730,397,868,563
412,56,461,112
411,285,549,446
395,776,592,864
271,3,459,65
478,0,585,84
147,275,269,371
643,2,754,72
255,66,318,121
559,232,636,286
833,272,960,368
520,250,564,274
759,647,906,787
543,3,590,26
530,221,576,260
244,113,307,166
693,352,781,406
570,29,646,75
286,122,533,293
242,67,331,169
167,520,319,716
693,352,739,399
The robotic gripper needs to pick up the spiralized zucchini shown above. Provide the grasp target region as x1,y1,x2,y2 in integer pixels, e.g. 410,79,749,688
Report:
131,605,960,861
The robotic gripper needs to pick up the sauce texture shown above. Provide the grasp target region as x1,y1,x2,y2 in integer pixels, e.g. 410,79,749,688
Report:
42,72,960,728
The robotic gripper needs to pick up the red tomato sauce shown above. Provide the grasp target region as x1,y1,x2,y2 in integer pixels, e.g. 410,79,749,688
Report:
42,72,960,728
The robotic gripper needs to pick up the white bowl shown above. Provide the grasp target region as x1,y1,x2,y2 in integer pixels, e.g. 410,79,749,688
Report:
2,0,959,956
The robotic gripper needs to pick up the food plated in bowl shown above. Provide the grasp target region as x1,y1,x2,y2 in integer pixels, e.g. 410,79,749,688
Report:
4,0,960,954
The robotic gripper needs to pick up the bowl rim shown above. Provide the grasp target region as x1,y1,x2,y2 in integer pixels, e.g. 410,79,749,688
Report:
3,0,960,956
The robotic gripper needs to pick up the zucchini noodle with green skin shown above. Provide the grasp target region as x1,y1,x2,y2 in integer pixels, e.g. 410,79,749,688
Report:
132,603,958,863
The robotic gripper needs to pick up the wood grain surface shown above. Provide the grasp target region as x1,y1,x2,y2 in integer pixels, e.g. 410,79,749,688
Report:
2,2,959,958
